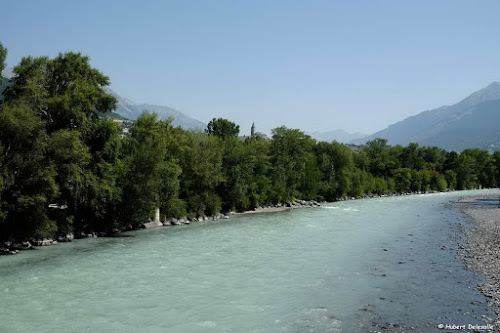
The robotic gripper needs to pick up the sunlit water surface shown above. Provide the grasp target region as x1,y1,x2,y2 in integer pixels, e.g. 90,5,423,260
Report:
1,190,498,332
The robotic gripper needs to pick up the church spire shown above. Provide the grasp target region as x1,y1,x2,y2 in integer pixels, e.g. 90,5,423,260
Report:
251,122,256,136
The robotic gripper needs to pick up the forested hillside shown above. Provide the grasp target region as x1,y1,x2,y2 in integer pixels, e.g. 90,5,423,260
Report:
1,43,500,242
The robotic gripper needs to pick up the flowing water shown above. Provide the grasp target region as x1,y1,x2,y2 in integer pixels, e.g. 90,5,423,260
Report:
1,190,498,333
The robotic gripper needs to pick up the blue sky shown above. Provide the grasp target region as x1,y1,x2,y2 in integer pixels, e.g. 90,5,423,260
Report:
2,0,500,135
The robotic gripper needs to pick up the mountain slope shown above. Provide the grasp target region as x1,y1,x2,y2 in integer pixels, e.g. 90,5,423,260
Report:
308,129,366,143
105,88,205,130
352,82,500,151
1,67,205,131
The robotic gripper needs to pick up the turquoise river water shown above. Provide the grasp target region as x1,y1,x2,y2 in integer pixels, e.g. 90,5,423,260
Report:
0,190,498,333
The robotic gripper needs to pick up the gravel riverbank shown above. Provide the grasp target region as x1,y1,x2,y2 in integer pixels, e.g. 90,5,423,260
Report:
453,194,500,317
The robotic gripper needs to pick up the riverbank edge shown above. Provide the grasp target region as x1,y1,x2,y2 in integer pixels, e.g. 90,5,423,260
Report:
1,198,322,255
452,194,500,318
0,188,487,255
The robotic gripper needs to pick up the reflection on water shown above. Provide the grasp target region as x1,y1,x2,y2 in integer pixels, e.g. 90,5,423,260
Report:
0,190,498,333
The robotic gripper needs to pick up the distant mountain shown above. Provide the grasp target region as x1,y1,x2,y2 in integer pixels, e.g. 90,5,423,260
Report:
2,67,14,79
308,129,366,143
352,82,500,151
1,67,206,131
105,88,205,130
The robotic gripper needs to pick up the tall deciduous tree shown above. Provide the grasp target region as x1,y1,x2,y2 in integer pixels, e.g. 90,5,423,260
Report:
0,103,58,239
206,118,240,139
0,42,7,81
270,126,315,202
4,52,116,135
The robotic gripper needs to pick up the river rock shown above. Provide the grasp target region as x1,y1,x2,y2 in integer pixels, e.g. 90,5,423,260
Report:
0,247,18,255
11,241,34,250
0,247,12,255
35,238,55,246
142,221,163,229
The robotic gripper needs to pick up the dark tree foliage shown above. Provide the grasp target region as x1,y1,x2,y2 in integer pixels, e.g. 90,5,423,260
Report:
206,118,240,139
1,46,499,242
0,42,6,81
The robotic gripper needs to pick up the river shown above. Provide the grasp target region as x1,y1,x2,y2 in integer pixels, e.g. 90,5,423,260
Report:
0,190,498,333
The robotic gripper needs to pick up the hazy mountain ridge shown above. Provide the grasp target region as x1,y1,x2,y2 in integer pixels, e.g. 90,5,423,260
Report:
4,64,500,146
308,129,366,143
1,68,205,130
352,82,500,151
104,88,206,130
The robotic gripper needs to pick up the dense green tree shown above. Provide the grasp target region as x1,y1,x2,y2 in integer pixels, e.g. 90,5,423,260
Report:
217,136,272,212
455,154,477,190
409,169,423,192
402,143,424,170
493,151,500,187
444,170,457,190
462,149,496,188
315,141,354,200
2,45,500,243
244,136,272,209
116,112,185,225
4,52,116,135
444,151,459,171
178,132,224,216
206,118,240,139
0,42,6,81
422,146,446,172
393,168,412,192
0,103,58,240
364,138,391,178
269,127,315,202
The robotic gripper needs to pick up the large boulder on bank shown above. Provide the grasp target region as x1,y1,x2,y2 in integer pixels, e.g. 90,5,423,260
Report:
11,241,35,250
0,247,18,255
34,238,56,246
141,221,163,229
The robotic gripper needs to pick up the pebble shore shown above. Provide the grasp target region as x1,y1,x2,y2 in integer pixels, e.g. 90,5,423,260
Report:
454,195,500,316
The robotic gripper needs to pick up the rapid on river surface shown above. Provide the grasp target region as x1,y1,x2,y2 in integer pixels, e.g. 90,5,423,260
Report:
1,190,498,333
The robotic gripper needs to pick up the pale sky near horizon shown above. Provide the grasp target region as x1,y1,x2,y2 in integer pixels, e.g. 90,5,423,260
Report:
2,0,500,135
